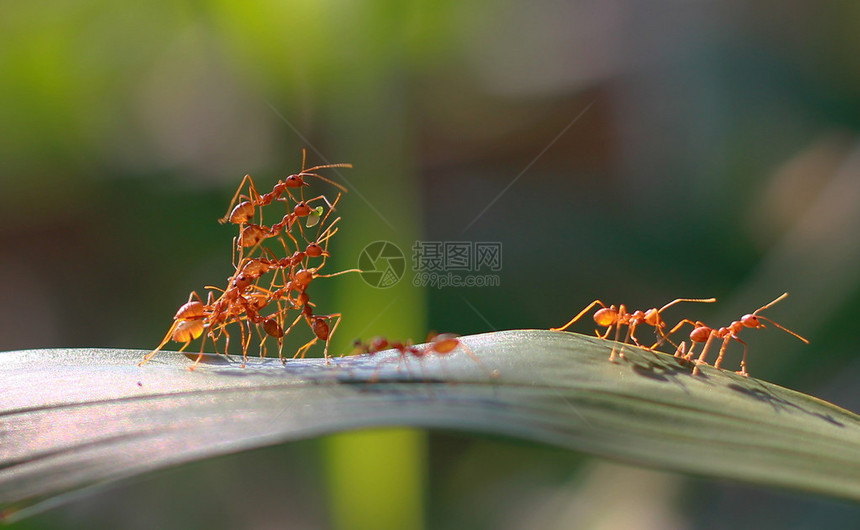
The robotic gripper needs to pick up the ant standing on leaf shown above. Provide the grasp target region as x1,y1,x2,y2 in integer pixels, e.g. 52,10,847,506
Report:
352,333,499,378
140,290,215,369
550,298,717,362
667,292,809,377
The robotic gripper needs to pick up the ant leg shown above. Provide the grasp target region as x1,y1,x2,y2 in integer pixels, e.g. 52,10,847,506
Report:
713,335,735,370
652,319,698,350
140,320,181,365
449,338,499,379
551,300,607,332
220,326,231,357
239,320,253,367
257,323,268,359
684,341,697,361
674,341,687,358
626,322,639,346
281,311,306,363
619,323,636,360
219,174,261,224
294,337,318,359
188,330,209,371
734,337,750,376
692,333,719,376
608,322,624,363
321,314,342,363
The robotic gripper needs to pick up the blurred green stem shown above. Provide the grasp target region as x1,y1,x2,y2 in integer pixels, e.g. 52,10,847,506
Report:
323,66,427,528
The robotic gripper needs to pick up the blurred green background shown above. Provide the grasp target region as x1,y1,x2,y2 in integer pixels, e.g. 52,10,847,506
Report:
3,1,860,528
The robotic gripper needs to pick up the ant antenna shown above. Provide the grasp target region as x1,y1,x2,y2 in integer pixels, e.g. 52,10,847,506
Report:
658,297,717,312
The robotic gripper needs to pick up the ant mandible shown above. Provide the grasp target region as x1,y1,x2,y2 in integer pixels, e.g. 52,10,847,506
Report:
668,292,809,377
551,297,717,362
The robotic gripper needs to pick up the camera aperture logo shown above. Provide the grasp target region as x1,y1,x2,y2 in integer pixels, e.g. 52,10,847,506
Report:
358,241,406,288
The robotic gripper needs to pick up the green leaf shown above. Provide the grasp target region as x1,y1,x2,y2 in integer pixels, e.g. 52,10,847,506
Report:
1,330,858,521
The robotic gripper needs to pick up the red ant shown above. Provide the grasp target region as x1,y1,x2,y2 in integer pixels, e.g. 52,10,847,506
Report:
277,264,360,362
235,194,339,251
352,333,498,378
142,254,298,369
668,292,809,377
551,297,717,362
140,291,213,368
220,150,349,226
145,151,354,369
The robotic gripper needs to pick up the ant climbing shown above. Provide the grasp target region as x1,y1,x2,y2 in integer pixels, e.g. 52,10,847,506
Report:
551,297,717,362
219,150,350,226
232,193,341,267
668,292,809,377
277,265,361,362
144,150,355,369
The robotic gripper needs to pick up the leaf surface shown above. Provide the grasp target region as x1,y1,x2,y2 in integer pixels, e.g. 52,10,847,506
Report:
1,330,858,520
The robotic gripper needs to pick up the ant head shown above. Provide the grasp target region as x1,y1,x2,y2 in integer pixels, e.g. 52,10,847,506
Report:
593,307,618,327
740,314,763,329
284,174,309,188
643,308,665,327
305,242,326,258
232,274,252,291
690,326,712,343
294,202,311,217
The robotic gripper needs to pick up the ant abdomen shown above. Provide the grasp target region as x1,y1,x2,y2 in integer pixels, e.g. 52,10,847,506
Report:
239,225,269,248
172,319,204,343
593,308,618,327
226,201,255,225
690,326,712,343
312,318,330,341
429,334,460,354
175,300,205,320
263,318,284,338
